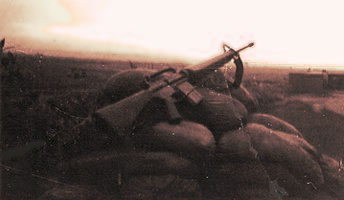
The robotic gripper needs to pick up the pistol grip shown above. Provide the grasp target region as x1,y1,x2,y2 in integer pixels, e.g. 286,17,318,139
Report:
164,98,182,124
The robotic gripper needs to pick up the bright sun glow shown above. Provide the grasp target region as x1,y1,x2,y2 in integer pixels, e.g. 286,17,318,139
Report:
1,0,344,67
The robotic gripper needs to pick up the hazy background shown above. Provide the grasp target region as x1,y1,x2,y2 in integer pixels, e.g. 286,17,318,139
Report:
1,0,344,66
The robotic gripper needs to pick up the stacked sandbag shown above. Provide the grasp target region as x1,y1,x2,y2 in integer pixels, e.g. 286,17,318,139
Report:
246,123,324,187
217,128,257,162
213,116,344,199
316,155,344,198
213,127,274,199
177,88,248,138
248,113,302,137
91,68,344,199
231,84,260,113
134,121,215,163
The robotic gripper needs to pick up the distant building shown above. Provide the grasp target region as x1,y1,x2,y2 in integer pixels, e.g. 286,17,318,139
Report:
289,70,344,93
328,73,344,90
289,72,325,94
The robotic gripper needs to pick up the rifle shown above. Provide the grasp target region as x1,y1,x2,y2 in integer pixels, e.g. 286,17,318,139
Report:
94,42,254,135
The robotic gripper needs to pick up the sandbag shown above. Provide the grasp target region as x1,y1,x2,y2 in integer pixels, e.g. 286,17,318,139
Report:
248,113,303,137
263,157,343,199
135,120,215,161
262,162,316,198
320,154,343,183
245,123,324,187
216,125,317,198
178,88,248,136
217,128,257,162
232,97,249,123
317,154,344,198
231,84,260,113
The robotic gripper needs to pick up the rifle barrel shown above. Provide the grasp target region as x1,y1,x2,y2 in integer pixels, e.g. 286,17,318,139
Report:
184,42,253,75
236,42,254,53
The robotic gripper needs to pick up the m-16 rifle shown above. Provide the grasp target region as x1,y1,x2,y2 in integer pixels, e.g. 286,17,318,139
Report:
94,42,254,135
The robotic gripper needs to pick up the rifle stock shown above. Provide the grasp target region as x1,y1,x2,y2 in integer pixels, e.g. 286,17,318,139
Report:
94,89,154,134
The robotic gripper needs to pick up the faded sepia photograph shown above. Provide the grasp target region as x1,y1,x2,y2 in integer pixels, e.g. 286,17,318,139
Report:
1,0,344,199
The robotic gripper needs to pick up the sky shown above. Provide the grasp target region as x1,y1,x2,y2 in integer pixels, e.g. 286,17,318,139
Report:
1,0,344,66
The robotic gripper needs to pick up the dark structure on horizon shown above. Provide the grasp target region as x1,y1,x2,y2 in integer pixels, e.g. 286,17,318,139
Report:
289,70,344,93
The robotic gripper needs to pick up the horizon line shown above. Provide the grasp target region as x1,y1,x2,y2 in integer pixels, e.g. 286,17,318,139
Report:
5,47,344,70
